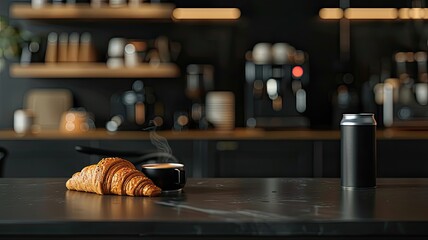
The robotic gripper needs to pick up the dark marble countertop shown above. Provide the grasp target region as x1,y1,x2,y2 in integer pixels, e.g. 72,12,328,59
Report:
1,178,428,238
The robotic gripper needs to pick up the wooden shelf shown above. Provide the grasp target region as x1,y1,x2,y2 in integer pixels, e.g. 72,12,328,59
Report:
10,63,180,78
0,129,427,141
0,129,339,141
10,3,175,20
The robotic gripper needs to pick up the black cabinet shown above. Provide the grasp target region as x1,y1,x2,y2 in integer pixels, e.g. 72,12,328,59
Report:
313,139,428,178
0,139,195,178
378,140,428,177
0,140,91,177
313,140,341,178
1,138,428,178
207,140,313,177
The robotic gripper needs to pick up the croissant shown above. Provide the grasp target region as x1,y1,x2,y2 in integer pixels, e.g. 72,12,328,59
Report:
66,157,161,197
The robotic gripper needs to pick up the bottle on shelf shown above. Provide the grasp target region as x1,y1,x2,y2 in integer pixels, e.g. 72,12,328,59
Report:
45,32,58,63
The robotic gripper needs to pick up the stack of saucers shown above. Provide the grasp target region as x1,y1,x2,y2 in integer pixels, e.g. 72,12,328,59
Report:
206,91,235,131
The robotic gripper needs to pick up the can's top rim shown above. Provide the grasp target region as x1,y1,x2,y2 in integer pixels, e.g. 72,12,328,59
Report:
343,113,374,117
341,113,377,126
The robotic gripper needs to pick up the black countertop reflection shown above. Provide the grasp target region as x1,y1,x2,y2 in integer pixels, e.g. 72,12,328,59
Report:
0,178,428,238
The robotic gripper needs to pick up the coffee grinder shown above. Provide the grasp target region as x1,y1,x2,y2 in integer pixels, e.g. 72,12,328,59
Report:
244,42,310,129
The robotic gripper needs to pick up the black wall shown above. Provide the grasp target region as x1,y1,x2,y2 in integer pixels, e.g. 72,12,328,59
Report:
1,0,425,130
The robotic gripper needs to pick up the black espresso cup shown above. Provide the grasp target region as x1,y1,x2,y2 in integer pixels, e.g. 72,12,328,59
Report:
141,163,186,192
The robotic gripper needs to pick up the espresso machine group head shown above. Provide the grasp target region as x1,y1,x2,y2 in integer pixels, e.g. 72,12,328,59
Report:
245,42,310,129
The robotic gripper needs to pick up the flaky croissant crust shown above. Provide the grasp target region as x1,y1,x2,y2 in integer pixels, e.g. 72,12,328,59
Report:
66,157,161,197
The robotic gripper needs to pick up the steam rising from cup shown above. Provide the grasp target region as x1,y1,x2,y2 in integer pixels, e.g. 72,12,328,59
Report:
145,121,175,163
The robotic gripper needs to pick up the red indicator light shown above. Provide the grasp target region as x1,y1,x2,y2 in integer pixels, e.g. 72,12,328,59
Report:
292,66,304,78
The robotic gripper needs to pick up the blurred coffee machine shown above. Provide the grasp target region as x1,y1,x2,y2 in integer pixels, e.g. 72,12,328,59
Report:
244,43,310,129
107,80,162,131
184,64,214,130
374,51,428,128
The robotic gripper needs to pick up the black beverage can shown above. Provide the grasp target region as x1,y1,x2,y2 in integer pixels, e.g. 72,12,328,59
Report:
340,113,377,189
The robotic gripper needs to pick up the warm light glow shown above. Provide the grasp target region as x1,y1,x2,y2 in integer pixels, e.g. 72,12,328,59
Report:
344,8,398,20
319,7,428,20
425,9,428,19
319,8,343,19
409,8,425,19
399,8,427,19
172,8,241,20
399,8,411,19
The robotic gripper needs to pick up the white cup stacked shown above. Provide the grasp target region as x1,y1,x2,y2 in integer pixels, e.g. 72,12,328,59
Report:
107,38,126,69
14,109,34,134
206,91,235,131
